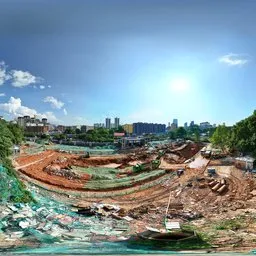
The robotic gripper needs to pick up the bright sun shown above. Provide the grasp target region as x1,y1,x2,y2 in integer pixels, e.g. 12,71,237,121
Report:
170,78,190,92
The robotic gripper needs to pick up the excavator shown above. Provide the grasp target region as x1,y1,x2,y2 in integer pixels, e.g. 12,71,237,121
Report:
132,150,165,172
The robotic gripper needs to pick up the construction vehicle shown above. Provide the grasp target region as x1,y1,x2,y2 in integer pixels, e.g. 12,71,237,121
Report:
207,168,216,177
133,159,160,173
200,150,211,158
78,152,90,159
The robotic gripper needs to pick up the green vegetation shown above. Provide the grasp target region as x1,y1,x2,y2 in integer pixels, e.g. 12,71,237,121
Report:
0,120,34,203
175,127,187,139
168,125,212,142
82,169,166,190
214,216,246,231
61,126,125,143
80,128,114,142
7,123,24,144
133,160,160,173
210,124,231,151
211,110,256,156
73,166,121,180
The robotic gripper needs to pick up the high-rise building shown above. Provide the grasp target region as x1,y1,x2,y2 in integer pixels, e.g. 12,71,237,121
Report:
17,117,25,127
24,116,31,126
17,115,49,134
190,121,195,127
94,123,104,128
105,118,111,129
184,122,188,129
133,122,166,135
81,125,94,133
114,117,120,129
173,119,178,127
123,124,133,135
199,122,212,130
170,123,177,131
57,125,65,132
42,118,48,125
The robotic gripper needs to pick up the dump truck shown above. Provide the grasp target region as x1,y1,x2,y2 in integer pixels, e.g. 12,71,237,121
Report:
201,150,211,158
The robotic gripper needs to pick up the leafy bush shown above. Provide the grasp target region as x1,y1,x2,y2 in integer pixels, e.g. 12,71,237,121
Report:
0,120,35,203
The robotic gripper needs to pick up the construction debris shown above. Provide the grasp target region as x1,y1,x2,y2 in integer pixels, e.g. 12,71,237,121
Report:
44,165,80,180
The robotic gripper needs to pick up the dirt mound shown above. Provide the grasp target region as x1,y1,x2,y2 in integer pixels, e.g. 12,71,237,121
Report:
178,142,203,160
44,164,80,180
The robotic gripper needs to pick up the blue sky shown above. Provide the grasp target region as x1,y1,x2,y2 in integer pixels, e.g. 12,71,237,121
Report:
0,0,256,126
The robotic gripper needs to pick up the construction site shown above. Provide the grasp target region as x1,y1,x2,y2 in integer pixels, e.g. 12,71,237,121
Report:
2,140,256,253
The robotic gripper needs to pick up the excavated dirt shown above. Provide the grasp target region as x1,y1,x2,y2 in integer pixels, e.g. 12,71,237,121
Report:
14,142,256,251
16,142,200,191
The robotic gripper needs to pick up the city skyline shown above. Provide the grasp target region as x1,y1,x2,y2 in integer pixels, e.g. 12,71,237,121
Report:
0,0,256,126
11,114,218,129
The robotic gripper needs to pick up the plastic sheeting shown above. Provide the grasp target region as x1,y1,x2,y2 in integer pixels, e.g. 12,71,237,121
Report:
0,166,28,203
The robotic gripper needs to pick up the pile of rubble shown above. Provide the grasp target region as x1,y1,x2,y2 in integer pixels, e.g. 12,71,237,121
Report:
77,203,133,222
167,211,203,221
43,165,80,180
0,199,131,248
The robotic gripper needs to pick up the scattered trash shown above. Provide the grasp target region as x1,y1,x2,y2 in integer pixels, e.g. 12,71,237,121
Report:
19,221,30,229
123,216,133,222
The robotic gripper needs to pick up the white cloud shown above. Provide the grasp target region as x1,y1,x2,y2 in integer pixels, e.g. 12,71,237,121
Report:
63,108,67,116
218,53,249,66
0,97,59,123
33,85,37,89
0,93,6,97
43,96,64,109
0,61,11,86
48,85,51,88
39,85,45,90
11,70,39,88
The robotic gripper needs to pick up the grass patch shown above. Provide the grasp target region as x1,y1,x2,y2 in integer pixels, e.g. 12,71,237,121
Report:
215,218,243,231
84,169,166,190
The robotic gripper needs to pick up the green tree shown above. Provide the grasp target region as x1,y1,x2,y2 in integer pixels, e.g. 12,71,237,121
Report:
7,123,24,144
229,110,256,156
79,127,114,142
112,126,125,133
0,121,15,158
168,131,176,139
0,120,34,203
64,128,75,134
75,128,81,134
194,129,200,143
210,124,231,151
175,127,187,139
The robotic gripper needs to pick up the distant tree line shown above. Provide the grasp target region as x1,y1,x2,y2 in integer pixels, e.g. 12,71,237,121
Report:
168,125,215,142
51,126,126,143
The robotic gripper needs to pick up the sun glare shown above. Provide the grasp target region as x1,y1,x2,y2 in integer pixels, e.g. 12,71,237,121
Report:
170,78,190,92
